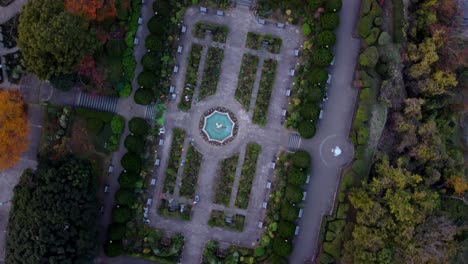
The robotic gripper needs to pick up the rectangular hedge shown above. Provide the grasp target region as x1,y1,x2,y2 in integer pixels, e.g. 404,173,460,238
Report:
214,154,239,205
180,145,203,197
253,59,278,125
179,44,203,111
235,54,259,109
193,22,229,43
246,32,282,54
199,47,224,99
208,210,245,231
163,128,186,193
235,144,261,208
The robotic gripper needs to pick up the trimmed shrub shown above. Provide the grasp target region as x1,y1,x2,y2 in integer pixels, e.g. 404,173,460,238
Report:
128,117,149,135
291,150,311,168
326,0,342,12
112,206,132,223
278,220,296,238
317,30,336,46
309,67,328,84
298,122,316,139
118,171,139,189
308,0,325,10
288,166,308,185
359,46,379,68
105,241,123,257
304,86,325,103
87,118,104,135
147,16,165,35
300,103,320,120
374,16,383,26
358,15,374,38
124,135,145,153
145,34,163,51
273,238,293,257
302,23,311,36
121,152,142,173
365,27,380,45
134,88,154,105
115,189,136,206
137,70,157,89
312,48,334,66
320,13,340,30
141,52,161,72
280,202,299,221
111,115,125,134
285,184,304,203
378,31,391,46
108,224,126,240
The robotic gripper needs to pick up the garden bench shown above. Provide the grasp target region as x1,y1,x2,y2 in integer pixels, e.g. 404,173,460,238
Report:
294,48,300,56
319,110,324,119
258,19,266,25
159,139,164,145
281,109,287,117
262,202,268,208
169,85,175,93
258,222,264,228
298,208,303,218
306,174,310,184
173,65,179,73
146,198,152,206
285,89,291,97
216,10,224,16
289,69,295,76
138,17,143,25
133,37,139,46
302,191,307,201
200,6,207,14
177,45,183,53
270,162,276,169
108,164,114,173
295,226,300,235
266,181,271,189
150,179,156,186
330,57,335,65
277,23,285,28
327,74,332,84
154,158,160,166
181,25,187,33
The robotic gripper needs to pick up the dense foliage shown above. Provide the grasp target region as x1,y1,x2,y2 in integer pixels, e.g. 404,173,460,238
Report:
6,156,99,263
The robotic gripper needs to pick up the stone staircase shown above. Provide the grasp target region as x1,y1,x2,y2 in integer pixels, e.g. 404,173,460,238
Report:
287,132,302,152
77,92,118,113
234,0,255,7
145,103,158,120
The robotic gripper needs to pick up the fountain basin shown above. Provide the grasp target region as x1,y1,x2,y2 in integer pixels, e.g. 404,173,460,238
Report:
200,107,238,145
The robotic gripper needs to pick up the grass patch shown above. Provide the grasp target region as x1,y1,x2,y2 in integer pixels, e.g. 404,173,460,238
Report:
253,59,277,125
179,44,203,111
158,200,191,221
214,154,239,205
180,145,203,197
199,47,224,99
235,54,259,109
235,144,261,208
246,32,282,54
193,22,229,43
163,128,186,193
208,210,245,231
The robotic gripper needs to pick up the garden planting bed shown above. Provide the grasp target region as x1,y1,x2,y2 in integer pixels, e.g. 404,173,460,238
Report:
253,59,277,125
163,128,186,193
246,32,282,54
214,154,239,205
158,199,192,221
208,210,245,232
199,47,224,99
179,145,203,197
179,44,203,111
193,21,229,43
235,54,259,109
235,144,261,209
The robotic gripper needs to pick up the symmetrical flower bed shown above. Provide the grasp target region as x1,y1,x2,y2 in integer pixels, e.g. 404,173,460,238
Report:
235,144,261,209
235,54,259,109
179,144,203,197
246,32,282,54
163,128,186,193
253,59,277,125
193,21,229,43
199,47,224,99
208,210,245,232
179,44,203,111
214,154,239,205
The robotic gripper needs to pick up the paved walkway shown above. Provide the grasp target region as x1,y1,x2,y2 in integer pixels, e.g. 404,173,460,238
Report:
0,0,27,24
289,0,362,262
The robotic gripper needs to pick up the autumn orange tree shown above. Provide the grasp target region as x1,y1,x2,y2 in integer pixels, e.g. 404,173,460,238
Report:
0,89,29,169
64,0,116,21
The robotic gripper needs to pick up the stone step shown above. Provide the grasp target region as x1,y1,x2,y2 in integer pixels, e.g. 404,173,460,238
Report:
235,0,254,7
77,92,118,113
287,132,302,152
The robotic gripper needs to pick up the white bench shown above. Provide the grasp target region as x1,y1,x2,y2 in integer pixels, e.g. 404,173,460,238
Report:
200,6,207,13
138,17,143,25
177,45,183,54
262,202,268,209
216,10,224,16
294,48,300,56
289,69,295,76
133,37,139,46
286,89,291,97
266,181,272,189
181,25,187,33
159,139,164,145
298,208,303,218
150,179,156,186
173,65,179,73
295,226,300,235
302,191,307,201
154,158,160,166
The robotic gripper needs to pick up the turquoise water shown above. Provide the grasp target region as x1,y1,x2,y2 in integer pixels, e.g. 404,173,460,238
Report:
204,112,234,142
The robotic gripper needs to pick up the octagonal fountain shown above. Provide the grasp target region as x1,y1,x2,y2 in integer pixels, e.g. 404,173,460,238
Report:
200,107,238,146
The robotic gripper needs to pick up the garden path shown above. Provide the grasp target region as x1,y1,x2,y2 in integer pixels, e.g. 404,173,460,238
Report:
0,0,27,24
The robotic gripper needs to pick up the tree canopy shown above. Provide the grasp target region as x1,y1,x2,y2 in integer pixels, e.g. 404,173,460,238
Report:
0,90,29,169
5,156,99,264
18,0,96,79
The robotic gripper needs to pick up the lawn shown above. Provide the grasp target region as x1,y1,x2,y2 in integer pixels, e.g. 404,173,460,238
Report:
179,44,203,111
235,144,261,208
193,22,229,43
235,54,259,109
214,155,239,205
208,210,245,231
246,32,282,54
199,47,224,99
253,59,278,125
163,128,186,193
180,145,203,197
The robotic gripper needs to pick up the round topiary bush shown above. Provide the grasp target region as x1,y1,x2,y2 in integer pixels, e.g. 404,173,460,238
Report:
115,189,136,206
118,171,139,189
300,103,320,120
288,166,308,185
147,16,165,35
105,241,123,257
145,35,163,51
273,238,293,257
280,202,299,221
285,184,304,203
110,115,125,134
128,117,149,135
124,134,145,153
108,224,126,240
137,70,157,89
312,48,334,66
298,122,316,139
320,13,340,30
278,220,296,238
301,23,311,36
317,30,336,47
326,0,342,12
141,52,161,72
134,88,154,105
304,86,325,103
309,67,328,85
291,150,311,168
112,206,132,223
120,152,142,173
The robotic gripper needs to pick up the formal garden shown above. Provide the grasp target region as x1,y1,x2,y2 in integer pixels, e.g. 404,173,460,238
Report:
235,54,259,109
208,210,245,232
214,154,239,206
252,58,278,125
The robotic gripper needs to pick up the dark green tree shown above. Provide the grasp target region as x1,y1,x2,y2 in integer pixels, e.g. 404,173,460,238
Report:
320,13,340,30
317,30,336,46
278,220,296,238
108,224,126,240
312,48,334,66
280,202,299,221
118,171,139,189
134,88,154,105
124,134,145,153
115,189,136,206
112,206,132,223
18,0,96,79
288,166,308,185
120,152,142,173
273,238,293,257
298,122,316,139
291,150,311,168
128,117,149,135
285,184,304,203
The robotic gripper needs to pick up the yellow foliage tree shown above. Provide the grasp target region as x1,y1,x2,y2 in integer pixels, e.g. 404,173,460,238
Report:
0,89,29,169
